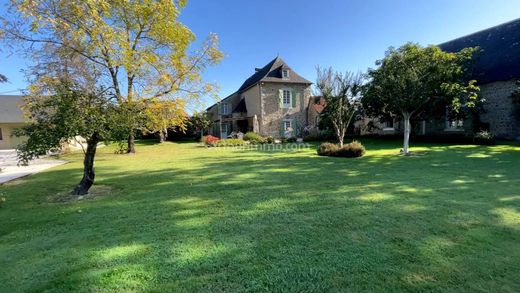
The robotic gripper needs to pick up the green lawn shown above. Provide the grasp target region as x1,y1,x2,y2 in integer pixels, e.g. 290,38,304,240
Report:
1,139,519,292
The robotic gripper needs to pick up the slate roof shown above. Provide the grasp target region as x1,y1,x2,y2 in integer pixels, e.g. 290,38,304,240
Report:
207,56,312,111
439,18,520,84
0,95,25,123
233,98,247,113
310,96,326,114
237,56,312,92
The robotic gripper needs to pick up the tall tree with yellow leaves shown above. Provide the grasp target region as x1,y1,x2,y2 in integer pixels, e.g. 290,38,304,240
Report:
142,98,187,142
1,0,223,152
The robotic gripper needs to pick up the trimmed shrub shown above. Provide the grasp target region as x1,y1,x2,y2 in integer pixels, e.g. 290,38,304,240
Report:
473,130,495,145
202,135,220,146
265,136,275,144
317,140,365,158
286,137,297,143
243,132,265,144
317,142,340,156
216,138,245,147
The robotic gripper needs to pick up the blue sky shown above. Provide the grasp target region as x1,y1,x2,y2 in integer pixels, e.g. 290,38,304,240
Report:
1,0,520,109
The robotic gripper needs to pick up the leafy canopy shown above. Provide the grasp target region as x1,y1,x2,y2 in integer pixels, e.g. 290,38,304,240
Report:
363,43,480,117
142,98,187,134
15,81,122,165
2,0,223,103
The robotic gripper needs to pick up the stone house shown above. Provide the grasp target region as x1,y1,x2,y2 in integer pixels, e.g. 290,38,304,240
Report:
356,18,520,140
206,56,313,138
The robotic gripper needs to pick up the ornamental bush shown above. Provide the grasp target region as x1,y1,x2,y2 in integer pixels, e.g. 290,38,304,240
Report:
202,135,220,146
216,138,245,147
473,130,495,145
243,132,265,144
317,140,365,158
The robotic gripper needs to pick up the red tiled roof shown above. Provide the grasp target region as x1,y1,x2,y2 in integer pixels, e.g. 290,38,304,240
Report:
311,96,326,114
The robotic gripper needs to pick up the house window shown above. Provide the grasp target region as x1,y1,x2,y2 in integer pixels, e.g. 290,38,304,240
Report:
282,90,291,108
283,119,293,138
282,69,290,79
220,103,229,115
445,108,463,130
446,118,464,129
0,127,3,140
383,119,394,130
284,119,292,130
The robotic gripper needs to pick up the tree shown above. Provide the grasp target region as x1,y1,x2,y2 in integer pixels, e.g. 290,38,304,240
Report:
363,43,480,155
1,0,223,153
190,111,212,140
315,67,363,147
142,98,187,142
16,81,122,195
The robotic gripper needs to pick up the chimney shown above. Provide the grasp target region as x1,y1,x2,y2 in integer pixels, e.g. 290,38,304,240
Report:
255,68,261,72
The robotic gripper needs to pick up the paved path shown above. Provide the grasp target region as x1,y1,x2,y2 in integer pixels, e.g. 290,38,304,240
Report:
0,150,67,184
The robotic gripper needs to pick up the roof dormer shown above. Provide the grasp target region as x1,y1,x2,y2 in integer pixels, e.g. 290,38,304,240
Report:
281,68,290,79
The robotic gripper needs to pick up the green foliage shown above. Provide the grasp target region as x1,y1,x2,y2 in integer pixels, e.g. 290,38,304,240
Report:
317,140,365,158
215,138,245,147
363,43,481,117
473,130,495,145
190,112,212,138
363,43,481,154
243,132,265,144
1,0,223,151
15,82,121,165
265,136,275,144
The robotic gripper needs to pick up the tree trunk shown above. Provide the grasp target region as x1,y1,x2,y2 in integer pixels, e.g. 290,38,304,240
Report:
200,129,204,140
127,132,136,153
158,129,167,143
72,134,99,196
403,113,411,156
336,127,345,148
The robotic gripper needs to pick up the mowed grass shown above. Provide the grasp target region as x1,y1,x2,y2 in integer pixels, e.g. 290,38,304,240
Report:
1,139,520,292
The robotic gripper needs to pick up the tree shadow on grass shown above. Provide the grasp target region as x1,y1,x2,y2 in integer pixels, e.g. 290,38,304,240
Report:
1,141,519,291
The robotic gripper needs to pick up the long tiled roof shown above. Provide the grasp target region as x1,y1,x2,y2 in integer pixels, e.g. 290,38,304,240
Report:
0,95,25,123
439,18,520,84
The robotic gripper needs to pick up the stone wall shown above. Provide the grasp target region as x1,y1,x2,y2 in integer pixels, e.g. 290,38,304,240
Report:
479,79,519,139
242,84,261,117
260,82,312,137
352,79,519,140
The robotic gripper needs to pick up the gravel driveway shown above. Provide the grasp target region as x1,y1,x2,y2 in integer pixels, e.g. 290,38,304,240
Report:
0,150,66,184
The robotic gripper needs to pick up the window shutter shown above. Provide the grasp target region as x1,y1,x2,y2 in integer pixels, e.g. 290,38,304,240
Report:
278,89,283,109
298,93,303,111
280,120,285,137
292,90,297,108
293,119,299,136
